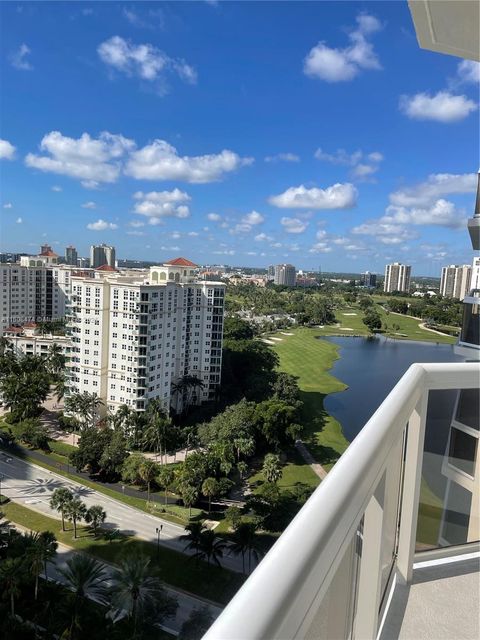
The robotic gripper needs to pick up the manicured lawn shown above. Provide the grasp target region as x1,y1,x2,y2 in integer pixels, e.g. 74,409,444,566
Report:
268,327,349,468
1,500,243,605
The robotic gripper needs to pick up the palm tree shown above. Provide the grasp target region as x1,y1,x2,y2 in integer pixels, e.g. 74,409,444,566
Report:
24,531,45,600
38,530,58,580
65,496,87,538
229,522,264,574
180,522,205,559
157,466,175,506
58,554,107,637
65,391,104,430
233,437,255,461
47,342,66,377
201,477,219,515
180,484,198,519
50,487,73,531
138,460,158,504
262,453,282,484
195,530,226,567
85,505,107,537
0,556,24,616
109,553,177,638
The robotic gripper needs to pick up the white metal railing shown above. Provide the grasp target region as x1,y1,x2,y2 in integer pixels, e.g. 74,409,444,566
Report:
203,362,480,640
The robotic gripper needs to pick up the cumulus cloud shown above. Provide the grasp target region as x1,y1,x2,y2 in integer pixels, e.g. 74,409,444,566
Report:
3,203,13,209
81,201,97,209
280,217,308,234
309,242,332,253
0,139,16,160
25,131,135,185
269,183,357,209
242,210,264,225
304,13,382,82
352,221,417,244
129,220,145,228
390,173,477,207
9,44,33,70
125,139,253,183
314,147,383,181
399,91,477,122
97,36,197,89
207,212,221,221
133,189,190,220
457,60,480,84
122,7,165,30
254,232,273,242
16,217,23,224
51,185,62,192
382,199,466,229
127,230,145,236
87,219,118,231
264,152,300,163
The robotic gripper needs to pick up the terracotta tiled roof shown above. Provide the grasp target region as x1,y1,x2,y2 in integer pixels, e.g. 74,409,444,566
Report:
24,322,37,328
96,264,117,271
40,250,58,257
164,257,197,267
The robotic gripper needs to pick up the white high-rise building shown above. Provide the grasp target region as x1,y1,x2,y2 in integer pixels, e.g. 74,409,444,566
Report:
66,257,225,415
0,249,80,334
469,256,480,291
274,263,296,286
384,262,411,293
440,264,472,300
90,244,116,269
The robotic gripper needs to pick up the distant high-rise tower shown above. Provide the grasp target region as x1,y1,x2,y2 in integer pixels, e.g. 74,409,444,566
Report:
65,245,78,267
274,264,296,287
361,271,377,288
440,265,472,300
267,265,275,281
384,263,411,293
90,244,116,269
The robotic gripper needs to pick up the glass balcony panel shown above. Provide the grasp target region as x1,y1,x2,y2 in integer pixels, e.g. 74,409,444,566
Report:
416,388,479,552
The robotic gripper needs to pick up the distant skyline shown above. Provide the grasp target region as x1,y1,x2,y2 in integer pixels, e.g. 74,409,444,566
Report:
1,1,478,275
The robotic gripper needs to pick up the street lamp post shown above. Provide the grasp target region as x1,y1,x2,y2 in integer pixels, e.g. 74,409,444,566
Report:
156,525,163,559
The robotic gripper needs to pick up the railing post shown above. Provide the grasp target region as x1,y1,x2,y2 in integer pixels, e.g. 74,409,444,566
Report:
396,391,428,583
354,476,386,640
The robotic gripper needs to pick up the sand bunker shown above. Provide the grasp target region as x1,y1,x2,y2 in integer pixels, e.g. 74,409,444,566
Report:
340,327,354,331
281,332,294,335
342,313,357,316
262,339,275,344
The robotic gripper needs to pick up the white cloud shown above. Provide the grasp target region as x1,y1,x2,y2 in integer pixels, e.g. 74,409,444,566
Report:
98,36,197,87
390,173,476,207
133,189,190,219
187,231,199,237
87,219,118,231
25,131,135,184
3,203,13,209
382,199,466,229
304,13,382,82
125,139,253,183
213,249,236,255
399,91,477,122
280,217,308,234
122,7,165,30
51,185,62,192
315,147,383,181
81,201,97,209
264,153,300,163
352,221,417,244
316,229,327,240
0,139,16,160
129,220,145,228
242,210,264,225
457,60,480,84
127,230,145,236
309,242,332,253
16,217,23,224
231,223,252,235
269,182,357,209
207,212,221,221
9,44,33,71
254,232,273,242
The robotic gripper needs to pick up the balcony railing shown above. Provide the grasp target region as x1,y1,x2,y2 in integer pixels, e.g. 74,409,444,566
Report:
204,362,479,640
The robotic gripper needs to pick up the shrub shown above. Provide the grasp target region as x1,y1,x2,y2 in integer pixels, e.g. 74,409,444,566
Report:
19,420,50,451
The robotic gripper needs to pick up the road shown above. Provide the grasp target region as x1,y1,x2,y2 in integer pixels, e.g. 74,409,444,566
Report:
0,452,244,574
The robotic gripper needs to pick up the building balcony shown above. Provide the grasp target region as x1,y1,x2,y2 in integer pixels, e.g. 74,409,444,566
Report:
204,362,479,640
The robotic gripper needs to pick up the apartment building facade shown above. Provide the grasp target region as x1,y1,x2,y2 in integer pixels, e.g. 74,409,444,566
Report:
274,263,296,287
440,264,472,300
90,244,116,269
66,258,225,415
360,271,377,288
0,253,76,334
384,262,411,293
65,245,78,266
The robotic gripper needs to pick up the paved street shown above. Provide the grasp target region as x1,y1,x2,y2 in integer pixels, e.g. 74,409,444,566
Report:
0,452,244,573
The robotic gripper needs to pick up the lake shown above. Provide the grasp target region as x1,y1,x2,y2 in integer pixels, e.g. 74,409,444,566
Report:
322,336,463,442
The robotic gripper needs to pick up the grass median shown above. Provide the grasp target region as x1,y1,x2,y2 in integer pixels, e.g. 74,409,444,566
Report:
1,499,243,605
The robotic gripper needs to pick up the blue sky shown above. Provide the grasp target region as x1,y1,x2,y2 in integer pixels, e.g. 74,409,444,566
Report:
1,1,478,275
